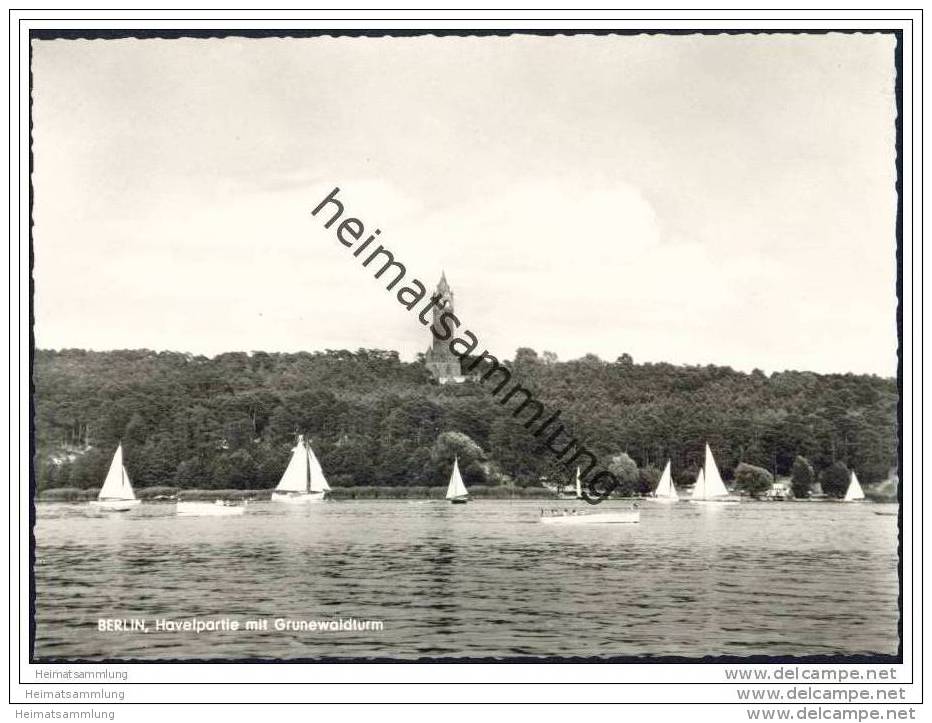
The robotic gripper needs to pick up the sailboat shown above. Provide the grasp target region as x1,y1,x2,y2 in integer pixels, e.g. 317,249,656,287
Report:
652,460,678,502
693,467,705,496
271,434,331,504
90,442,140,511
557,467,584,499
690,443,737,504
446,456,469,504
844,471,865,502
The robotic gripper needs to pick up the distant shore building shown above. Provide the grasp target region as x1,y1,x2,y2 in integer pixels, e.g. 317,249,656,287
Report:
767,478,792,500
424,272,466,384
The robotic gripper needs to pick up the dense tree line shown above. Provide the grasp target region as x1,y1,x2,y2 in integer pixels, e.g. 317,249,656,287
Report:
33,348,898,495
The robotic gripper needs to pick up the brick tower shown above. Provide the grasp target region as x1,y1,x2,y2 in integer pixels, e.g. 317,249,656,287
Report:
424,272,466,383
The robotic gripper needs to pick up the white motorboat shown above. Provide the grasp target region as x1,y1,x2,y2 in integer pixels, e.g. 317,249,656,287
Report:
540,508,640,525
176,500,247,517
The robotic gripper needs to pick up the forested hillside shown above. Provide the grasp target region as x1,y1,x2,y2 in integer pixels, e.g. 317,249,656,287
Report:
33,348,899,494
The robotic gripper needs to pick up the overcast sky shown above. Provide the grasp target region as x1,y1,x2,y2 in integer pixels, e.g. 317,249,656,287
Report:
32,33,898,376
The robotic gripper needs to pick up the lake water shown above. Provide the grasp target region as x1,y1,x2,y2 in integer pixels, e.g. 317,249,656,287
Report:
33,499,900,660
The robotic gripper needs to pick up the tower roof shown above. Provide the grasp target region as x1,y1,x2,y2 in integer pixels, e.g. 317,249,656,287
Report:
437,270,451,293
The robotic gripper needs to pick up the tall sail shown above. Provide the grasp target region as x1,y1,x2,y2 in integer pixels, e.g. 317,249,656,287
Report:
575,467,582,498
845,471,865,501
307,443,331,493
446,457,469,499
276,435,310,492
702,444,729,498
691,467,706,500
97,443,136,501
654,460,677,499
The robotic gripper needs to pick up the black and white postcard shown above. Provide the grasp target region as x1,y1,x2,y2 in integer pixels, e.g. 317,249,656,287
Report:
12,6,921,716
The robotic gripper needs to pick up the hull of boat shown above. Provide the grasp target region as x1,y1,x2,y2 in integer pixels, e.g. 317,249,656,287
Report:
690,499,739,505
541,510,640,525
90,499,140,512
271,491,327,504
449,497,469,504
650,496,679,504
176,501,246,517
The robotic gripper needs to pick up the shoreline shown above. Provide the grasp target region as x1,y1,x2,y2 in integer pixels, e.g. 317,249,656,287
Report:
36,485,564,502
35,486,897,504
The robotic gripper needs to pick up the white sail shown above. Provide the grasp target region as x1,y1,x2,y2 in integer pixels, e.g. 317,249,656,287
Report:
97,443,136,501
691,467,706,500
276,435,310,493
307,443,331,492
654,460,677,499
702,444,729,498
845,471,865,501
575,467,582,498
446,457,469,499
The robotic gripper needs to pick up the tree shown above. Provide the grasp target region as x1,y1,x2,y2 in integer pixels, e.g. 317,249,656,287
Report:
431,431,485,466
324,437,375,485
175,456,210,488
606,452,639,496
253,443,289,488
208,450,258,490
423,431,487,486
791,455,815,499
637,465,661,495
734,462,773,498
461,459,490,486
124,412,149,446
223,417,255,450
32,348,898,496
820,461,851,498
132,436,180,488
513,348,540,367
67,447,111,490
